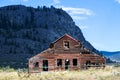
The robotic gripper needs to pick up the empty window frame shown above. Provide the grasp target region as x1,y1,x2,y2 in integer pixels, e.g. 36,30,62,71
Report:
57,59,62,67
43,60,48,71
34,62,39,67
73,59,77,66
64,41,69,49
86,60,91,66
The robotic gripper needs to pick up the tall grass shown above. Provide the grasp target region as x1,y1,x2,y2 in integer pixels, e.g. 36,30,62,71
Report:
0,66,120,80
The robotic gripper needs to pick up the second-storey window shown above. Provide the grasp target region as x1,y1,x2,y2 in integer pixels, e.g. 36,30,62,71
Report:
64,41,69,49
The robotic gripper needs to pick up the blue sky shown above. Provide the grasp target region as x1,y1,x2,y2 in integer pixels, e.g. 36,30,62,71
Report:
0,0,120,51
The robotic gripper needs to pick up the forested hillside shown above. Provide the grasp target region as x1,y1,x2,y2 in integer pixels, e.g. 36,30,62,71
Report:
0,5,99,68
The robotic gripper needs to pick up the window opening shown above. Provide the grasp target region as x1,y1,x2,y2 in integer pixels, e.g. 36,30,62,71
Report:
64,41,69,49
43,60,48,71
34,62,39,67
73,59,77,66
57,59,62,67
65,59,70,70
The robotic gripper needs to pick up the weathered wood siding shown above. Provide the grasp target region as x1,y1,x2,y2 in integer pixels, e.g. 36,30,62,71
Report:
29,34,106,72
54,34,81,53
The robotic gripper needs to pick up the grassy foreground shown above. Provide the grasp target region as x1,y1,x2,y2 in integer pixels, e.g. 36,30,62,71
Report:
0,66,120,80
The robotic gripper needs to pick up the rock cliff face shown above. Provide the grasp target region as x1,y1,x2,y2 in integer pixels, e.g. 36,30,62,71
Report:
0,5,98,68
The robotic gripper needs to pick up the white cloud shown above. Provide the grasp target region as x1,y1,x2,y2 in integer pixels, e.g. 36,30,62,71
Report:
56,6,94,29
53,0,60,4
61,6,93,16
56,6,94,21
115,0,120,4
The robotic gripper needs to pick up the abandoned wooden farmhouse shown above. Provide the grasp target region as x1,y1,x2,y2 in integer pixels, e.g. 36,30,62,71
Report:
29,34,105,72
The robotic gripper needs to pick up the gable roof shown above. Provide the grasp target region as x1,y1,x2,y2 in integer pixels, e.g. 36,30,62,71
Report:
52,34,80,44
29,48,54,60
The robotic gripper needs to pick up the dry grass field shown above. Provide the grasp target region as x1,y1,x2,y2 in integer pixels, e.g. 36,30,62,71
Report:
0,66,120,80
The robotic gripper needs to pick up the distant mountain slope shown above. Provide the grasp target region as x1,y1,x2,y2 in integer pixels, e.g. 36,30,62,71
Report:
0,5,99,68
101,51,120,62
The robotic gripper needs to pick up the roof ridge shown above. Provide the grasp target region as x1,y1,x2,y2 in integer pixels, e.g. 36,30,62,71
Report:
52,33,79,44
65,34,79,42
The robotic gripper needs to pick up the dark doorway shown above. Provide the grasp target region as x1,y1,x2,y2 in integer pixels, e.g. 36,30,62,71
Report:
65,59,70,70
43,60,48,71
86,60,91,68
57,59,62,67
73,59,77,66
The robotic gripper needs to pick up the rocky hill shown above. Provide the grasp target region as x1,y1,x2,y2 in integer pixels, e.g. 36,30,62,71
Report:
0,5,99,68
